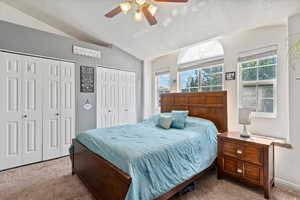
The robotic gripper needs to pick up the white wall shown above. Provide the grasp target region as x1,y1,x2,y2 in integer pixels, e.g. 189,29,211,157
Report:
274,13,300,190
145,24,300,189
0,4,143,132
221,26,289,139
150,25,289,138
0,2,71,38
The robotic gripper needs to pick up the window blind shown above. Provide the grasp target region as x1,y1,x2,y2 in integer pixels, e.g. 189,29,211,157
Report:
238,45,278,62
178,58,224,72
155,70,170,76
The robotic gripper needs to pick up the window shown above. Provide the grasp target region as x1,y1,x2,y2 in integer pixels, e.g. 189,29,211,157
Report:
155,73,170,108
178,40,224,65
180,64,224,92
239,55,277,117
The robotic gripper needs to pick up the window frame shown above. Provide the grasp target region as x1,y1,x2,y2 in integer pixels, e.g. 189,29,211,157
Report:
179,64,225,93
238,55,278,118
155,72,171,110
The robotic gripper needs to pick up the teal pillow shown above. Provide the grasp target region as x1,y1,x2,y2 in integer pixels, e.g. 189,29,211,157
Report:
170,112,186,129
157,114,173,129
172,110,189,117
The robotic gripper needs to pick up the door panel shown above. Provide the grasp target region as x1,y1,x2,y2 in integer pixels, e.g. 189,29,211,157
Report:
43,59,61,160
22,57,43,164
108,69,119,127
128,72,136,124
0,52,23,170
119,71,129,125
119,71,136,125
60,62,75,156
97,67,119,128
97,67,107,128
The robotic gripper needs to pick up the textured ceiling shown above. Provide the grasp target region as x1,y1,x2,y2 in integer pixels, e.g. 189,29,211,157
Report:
3,0,300,60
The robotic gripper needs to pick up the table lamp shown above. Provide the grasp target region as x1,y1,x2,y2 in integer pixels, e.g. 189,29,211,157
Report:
239,108,253,138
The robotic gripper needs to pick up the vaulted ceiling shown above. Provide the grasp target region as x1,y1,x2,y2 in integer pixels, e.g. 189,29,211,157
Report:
3,0,300,60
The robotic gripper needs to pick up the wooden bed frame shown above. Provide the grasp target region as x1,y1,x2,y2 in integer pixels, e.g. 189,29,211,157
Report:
72,91,228,200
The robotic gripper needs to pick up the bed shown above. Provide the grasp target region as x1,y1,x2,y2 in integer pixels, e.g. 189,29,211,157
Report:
72,91,227,200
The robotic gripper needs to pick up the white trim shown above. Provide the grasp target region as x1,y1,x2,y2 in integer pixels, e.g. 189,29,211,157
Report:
0,48,76,63
275,177,300,192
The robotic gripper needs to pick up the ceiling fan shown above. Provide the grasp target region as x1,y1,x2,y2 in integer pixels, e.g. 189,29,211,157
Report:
105,0,188,26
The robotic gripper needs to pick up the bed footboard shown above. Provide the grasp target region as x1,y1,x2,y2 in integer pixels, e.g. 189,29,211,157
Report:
72,139,132,200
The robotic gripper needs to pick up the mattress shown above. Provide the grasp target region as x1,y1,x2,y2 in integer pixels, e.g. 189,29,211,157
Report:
76,115,218,200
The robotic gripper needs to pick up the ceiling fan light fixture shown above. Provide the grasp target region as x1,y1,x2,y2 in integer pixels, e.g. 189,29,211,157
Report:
134,10,143,21
136,0,146,6
148,4,158,16
120,1,132,14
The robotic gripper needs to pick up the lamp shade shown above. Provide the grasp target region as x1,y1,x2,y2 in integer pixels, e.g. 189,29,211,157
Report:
239,108,252,125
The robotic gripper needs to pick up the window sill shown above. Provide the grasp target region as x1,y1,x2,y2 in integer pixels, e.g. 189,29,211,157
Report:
253,112,277,119
251,133,292,149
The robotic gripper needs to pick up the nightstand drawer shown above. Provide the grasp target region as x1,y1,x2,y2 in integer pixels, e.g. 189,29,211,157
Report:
244,162,263,185
222,141,238,158
241,144,264,165
222,140,263,165
222,156,243,176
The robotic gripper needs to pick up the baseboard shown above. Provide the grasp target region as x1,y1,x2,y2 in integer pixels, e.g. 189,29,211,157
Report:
275,177,300,191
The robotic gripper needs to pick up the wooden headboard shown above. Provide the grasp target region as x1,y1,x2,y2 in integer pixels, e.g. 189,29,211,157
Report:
161,91,228,133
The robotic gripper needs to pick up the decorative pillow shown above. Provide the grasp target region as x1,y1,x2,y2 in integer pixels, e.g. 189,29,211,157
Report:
172,110,189,117
170,112,187,129
156,114,173,129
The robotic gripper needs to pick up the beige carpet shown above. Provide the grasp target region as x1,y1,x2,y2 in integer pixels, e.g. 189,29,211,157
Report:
0,158,299,200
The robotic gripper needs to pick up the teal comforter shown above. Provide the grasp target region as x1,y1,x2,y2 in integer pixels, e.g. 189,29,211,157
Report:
76,115,218,200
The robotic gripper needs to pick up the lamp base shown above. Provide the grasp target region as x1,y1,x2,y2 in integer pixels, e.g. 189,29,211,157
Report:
240,124,251,138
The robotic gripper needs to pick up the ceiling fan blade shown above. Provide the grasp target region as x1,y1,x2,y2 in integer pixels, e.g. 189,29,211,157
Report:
105,6,122,18
154,0,188,2
142,6,157,26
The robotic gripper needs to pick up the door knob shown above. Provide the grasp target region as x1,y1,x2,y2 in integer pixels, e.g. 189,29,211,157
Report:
56,113,59,116
237,168,243,174
108,110,111,113
23,114,27,118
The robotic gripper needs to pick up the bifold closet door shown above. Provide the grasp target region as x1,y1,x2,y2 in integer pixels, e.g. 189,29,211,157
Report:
21,56,43,164
119,71,136,125
60,61,75,156
43,59,61,160
0,52,43,170
43,60,75,160
97,67,119,128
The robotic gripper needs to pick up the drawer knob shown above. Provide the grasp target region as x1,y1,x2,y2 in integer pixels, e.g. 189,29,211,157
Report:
236,149,243,154
237,168,243,173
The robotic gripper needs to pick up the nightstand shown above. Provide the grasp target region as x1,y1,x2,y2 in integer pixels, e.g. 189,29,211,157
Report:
217,132,275,199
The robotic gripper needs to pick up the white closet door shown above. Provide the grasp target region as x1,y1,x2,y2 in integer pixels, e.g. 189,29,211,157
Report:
97,67,106,128
0,52,23,170
119,71,128,125
119,71,136,125
60,62,75,156
22,56,43,164
43,59,61,160
108,68,120,127
97,67,119,128
128,72,137,124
